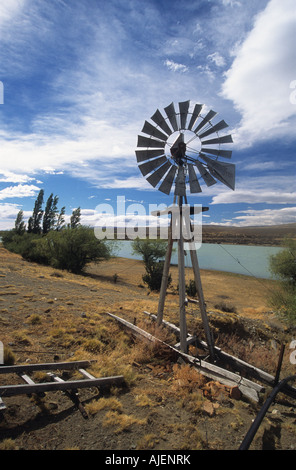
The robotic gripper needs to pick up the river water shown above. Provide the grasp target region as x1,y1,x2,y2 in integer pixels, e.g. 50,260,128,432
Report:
108,240,283,280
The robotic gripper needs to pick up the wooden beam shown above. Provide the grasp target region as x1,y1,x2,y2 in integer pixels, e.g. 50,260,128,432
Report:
0,360,94,375
106,312,264,402
0,375,124,397
145,312,296,400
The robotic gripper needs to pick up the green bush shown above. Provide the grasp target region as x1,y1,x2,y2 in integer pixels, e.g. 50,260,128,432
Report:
269,239,296,325
132,238,171,291
39,226,111,273
185,279,197,297
2,226,111,274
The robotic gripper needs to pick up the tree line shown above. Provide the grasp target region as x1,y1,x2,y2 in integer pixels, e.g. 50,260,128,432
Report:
2,189,111,274
14,189,81,235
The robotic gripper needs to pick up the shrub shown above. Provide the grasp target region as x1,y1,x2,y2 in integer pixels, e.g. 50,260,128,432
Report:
132,238,172,291
269,238,296,324
41,226,111,273
3,226,111,274
185,279,197,297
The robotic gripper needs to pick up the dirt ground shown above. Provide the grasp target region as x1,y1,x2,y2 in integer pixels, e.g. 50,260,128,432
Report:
0,245,295,452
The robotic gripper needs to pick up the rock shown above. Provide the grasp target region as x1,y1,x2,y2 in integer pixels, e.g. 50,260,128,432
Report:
203,401,215,417
229,386,242,400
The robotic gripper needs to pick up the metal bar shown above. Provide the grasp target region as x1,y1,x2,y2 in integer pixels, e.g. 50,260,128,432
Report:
239,375,296,450
274,344,285,385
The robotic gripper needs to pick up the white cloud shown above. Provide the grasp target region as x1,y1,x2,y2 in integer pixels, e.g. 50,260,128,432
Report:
0,184,40,200
0,202,31,230
207,52,225,67
0,1,25,28
232,206,296,226
164,59,188,73
221,0,296,147
211,189,296,205
0,171,34,183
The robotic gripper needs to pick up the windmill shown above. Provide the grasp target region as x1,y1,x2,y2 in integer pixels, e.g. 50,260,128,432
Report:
135,100,235,359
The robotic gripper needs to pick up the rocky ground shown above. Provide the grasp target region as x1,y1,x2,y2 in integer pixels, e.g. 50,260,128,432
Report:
0,245,295,452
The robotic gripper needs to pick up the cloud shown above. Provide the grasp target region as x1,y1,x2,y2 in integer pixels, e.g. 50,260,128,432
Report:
207,52,225,67
0,202,31,230
221,0,296,147
164,59,189,73
0,1,26,27
232,206,296,226
211,189,296,205
0,171,35,183
0,184,40,200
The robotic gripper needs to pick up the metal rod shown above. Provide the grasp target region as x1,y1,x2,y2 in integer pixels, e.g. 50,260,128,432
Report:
274,343,285,385
239,375,296,450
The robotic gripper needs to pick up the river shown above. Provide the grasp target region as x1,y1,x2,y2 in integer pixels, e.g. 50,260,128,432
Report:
108,240,283,280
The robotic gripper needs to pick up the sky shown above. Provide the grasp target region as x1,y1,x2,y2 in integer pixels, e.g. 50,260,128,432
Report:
0,0,295,231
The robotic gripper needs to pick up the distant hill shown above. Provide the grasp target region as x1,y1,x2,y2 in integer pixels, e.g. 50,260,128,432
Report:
202,223,296,246
1,223,295,246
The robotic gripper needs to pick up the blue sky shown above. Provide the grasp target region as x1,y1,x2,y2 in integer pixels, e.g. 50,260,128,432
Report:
0,0,295,230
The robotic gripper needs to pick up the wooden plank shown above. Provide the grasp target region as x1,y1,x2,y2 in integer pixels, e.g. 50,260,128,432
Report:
0,361,94,375
0,375,124,397
146,311,296,399
47,372,89,419
106,312,263,402
18,372,46,397
0,396,6,411
78,369,96,380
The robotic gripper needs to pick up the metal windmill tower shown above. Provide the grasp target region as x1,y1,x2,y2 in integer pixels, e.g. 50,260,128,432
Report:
135,100,235,359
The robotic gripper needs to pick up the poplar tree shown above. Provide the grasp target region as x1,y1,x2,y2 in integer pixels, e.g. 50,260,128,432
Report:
31,189,44,234
43,193,59,234
14,210,26,235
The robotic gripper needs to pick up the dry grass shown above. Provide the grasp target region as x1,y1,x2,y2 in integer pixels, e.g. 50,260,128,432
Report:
85,397,123,415
102,411,147,434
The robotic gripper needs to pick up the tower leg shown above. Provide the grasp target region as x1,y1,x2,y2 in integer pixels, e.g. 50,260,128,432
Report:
189,248,215,361
156,219,174,326
178,227,187,353
178,196,187,353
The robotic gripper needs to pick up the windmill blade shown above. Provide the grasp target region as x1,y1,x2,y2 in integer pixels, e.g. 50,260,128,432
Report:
164,102,178,131
201,147,232,159
136,149,165,163
202,155,235,190
195,160,217,187
138,156,167,176
141,121,169,142
187,104,203,130
151,109,173,136
158,165,177,195
198,120,229,139
179,100,190,129
188,164,202,193
137,135,166,148
194,109,217,134
146,161,172,187
201,134,233,146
